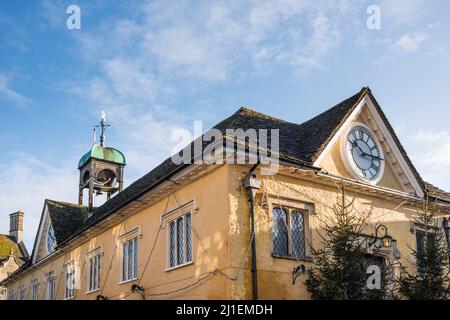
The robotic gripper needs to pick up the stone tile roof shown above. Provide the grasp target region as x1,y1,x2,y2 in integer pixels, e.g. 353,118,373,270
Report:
59,86,450,246
0,234,29,266
62,90,365,243
46,200,89,244
10,87,450,277
423,182,450,203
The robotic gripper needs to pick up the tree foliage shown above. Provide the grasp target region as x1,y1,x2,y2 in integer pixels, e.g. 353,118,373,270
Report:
397,202,450,300
305,187,391,299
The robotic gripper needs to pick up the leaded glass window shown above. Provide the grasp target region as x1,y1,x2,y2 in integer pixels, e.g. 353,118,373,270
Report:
272,208,288,256
177,218,185,264
88,253,101,292
65,264,76,299
46,272,55,300
186,213,192,262
168,212,193,268
169,222,177,267
121,237,138,282
272,207,307,258
291,210,306,258
31,280,39,300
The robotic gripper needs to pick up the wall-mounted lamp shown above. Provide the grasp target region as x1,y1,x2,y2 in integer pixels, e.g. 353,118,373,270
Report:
369,224,392,249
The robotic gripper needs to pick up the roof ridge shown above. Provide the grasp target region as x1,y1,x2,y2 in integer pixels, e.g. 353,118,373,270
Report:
233,107,292,124
46,199,86,208
228,88,370,129
299,87,368,127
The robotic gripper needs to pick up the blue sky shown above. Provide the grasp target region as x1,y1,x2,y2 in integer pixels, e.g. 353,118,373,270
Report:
1,0,450,247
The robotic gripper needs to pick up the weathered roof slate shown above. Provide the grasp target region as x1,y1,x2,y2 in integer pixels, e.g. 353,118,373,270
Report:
65,90,365,241
46,200,89,244
424,182,450,203
0,234,29,263
59,86,450,246
4,87,450,285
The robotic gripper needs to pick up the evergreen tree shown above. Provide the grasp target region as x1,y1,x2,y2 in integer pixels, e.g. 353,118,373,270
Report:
397,201,450,300
305,187,390,299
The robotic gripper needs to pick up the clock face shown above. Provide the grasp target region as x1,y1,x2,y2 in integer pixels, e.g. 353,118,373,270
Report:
47,224,56,253
345,125,384,182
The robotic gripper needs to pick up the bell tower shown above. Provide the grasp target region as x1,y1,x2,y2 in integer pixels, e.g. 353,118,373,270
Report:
78,111,126,215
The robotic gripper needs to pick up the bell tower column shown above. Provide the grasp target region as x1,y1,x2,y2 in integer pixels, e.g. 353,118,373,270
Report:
88,161,95,213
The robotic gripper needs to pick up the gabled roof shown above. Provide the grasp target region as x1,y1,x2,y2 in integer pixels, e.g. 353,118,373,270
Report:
46,200,89,243
0,234,29,264
57,87,450,246
5,87,449,283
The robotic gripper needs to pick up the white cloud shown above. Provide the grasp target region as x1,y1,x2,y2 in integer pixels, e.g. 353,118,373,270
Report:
2,0,443,250
0,152,79,248
408,130,450,191
38,0,66,29
103,58,157,102
391,32,428,53
376,0,427,27
0,73,30,107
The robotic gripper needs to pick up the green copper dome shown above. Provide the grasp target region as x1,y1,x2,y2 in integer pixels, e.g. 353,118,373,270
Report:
78,144,126,169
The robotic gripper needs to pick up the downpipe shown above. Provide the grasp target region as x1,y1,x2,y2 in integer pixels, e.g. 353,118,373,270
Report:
243,162,261,300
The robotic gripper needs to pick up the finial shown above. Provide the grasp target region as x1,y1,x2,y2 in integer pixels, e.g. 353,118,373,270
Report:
93,128,97,146
94,110,111,147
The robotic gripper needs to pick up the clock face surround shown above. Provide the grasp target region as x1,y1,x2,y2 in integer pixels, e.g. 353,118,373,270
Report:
341,123,385,184
47,224,56,253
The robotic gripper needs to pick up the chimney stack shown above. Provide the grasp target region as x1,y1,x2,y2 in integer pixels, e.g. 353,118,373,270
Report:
9,211,24,243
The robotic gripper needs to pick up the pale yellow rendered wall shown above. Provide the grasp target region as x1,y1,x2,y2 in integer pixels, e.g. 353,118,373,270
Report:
318,113,405,193
227,164,425,300
5,165,233,300
4,164,437,300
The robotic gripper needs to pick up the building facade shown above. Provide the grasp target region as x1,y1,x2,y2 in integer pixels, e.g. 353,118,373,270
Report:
2,87,450,300
0,212,29,300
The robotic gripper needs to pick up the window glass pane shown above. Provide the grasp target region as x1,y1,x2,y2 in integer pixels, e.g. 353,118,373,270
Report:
90,255,99,291
97,255,101,288
169,222,176,267
96,255,100,289
291,210,306,258
48,279,55,300
122,242,128,281
272,208,288,256
177,218,185,264
94,257,97,290
89,258,93,291
128,239,133,280
133,238,139,278
186,213,192,262
94,257,98,290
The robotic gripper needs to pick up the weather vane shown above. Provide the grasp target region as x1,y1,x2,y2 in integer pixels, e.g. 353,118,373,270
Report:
94,110,111,147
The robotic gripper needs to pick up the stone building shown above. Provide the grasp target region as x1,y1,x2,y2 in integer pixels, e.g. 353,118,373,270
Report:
1,87,449,300
0,212,29,300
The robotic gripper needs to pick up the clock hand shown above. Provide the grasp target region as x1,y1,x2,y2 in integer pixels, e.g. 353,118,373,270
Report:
363,154,384,161
351,141,366,157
